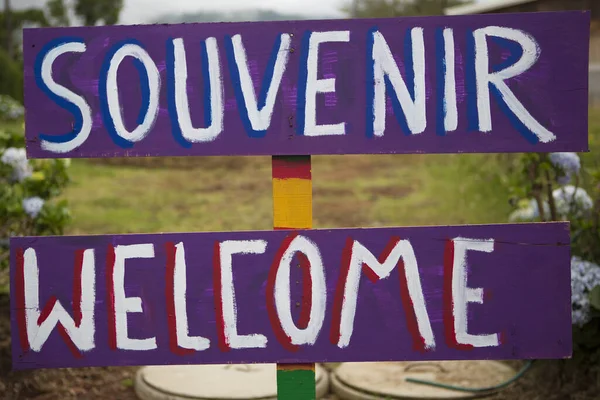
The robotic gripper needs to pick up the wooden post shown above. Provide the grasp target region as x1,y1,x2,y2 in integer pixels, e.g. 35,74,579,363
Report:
272,154,315,399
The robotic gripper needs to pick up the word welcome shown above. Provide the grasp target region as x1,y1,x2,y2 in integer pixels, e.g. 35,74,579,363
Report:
11,224,571,369
23,12,589,158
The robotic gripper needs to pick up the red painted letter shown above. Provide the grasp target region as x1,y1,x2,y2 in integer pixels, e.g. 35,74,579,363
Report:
16,247,95,358
330,237,434,351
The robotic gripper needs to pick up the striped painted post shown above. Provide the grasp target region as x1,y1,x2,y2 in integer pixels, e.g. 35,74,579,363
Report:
272,155,316,399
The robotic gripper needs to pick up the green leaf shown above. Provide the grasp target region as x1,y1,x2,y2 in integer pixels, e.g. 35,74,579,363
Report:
120,378,133,388
29,171,45,181
590,285,600,311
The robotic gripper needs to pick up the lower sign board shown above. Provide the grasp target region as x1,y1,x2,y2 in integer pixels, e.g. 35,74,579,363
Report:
10,223,571,370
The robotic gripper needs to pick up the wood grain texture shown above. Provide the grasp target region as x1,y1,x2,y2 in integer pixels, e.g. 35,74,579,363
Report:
21,11,590,159
272,155,316,400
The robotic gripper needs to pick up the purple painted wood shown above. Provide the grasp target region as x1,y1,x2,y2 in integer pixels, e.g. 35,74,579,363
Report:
22,11,589,159
10,223,571,370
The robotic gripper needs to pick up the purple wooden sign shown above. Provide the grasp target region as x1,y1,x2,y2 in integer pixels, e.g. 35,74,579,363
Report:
22,11,589,159
10,223,571,370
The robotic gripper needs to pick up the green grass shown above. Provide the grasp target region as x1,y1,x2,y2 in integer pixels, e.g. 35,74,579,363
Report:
62,152,512,236
585,107,600,167
0,119,23,133
4,107,595,236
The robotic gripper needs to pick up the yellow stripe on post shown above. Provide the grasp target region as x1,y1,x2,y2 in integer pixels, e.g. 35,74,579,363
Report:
273,178,312,229
272,155,316,400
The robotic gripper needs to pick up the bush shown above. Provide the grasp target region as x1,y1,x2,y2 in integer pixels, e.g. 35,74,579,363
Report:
0,94,25,121
0,49,23,103
0,105,71,292
506,152,600,348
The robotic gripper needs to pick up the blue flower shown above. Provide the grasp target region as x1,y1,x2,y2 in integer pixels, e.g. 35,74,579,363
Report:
0,95,24,120
557,174,572,185
553,186,594,217
508,199,550,222
549,152,581,185
571,256,600,327
1,147,27,166
22,197,45,218
2,147,32,182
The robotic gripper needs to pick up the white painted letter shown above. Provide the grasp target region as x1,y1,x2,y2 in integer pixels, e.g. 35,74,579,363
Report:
113,244,157,350
105,43,161,143
372,28,426,136
218,240,268,349
172,242,211,351
39,41,92,153
230,34,291,132
451,237,499,348
274,235,327,345
443,28,458,132
335,239,434,349
473,26,555,143
303,31,350,136
171,37,224,142
23,248,95,352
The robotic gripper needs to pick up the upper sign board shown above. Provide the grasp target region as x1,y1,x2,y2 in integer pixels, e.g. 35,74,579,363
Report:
23,11,589,159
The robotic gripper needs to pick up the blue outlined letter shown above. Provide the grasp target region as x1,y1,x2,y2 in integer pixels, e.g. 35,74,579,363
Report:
99,39,161,148
366,28,426,138
225,33,291,138
35,37,92,153
472,26,555,144
297,30,350,137
167,37,223,148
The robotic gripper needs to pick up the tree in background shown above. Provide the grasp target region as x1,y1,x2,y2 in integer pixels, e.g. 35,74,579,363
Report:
47,0,70,26
0,4,48,58
0,0,49,101
74,0,123,26
0,0,123,100
344,0,470,18
46,0,124,27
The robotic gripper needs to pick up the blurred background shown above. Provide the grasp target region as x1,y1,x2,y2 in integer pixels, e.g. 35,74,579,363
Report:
1,0,600,399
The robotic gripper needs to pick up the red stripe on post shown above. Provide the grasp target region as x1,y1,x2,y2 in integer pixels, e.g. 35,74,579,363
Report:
272,156,312,180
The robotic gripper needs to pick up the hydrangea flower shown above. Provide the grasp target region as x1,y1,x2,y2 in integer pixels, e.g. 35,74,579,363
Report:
549,152,581,185
509,207,536,222
508,199,550,222
557,175,571,186
0,95,25,120
22,197,45,218
1,147,32,182
13,162,33,181
553,186,594,217
1,147,27,166
571,256,600,326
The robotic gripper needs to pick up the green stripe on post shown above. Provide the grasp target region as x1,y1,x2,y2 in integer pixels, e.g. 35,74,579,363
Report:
277,366,316,400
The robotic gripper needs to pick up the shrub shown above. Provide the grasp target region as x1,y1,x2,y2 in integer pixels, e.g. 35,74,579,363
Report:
0,106,71,292
0,94,25,121
0,49,23,103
